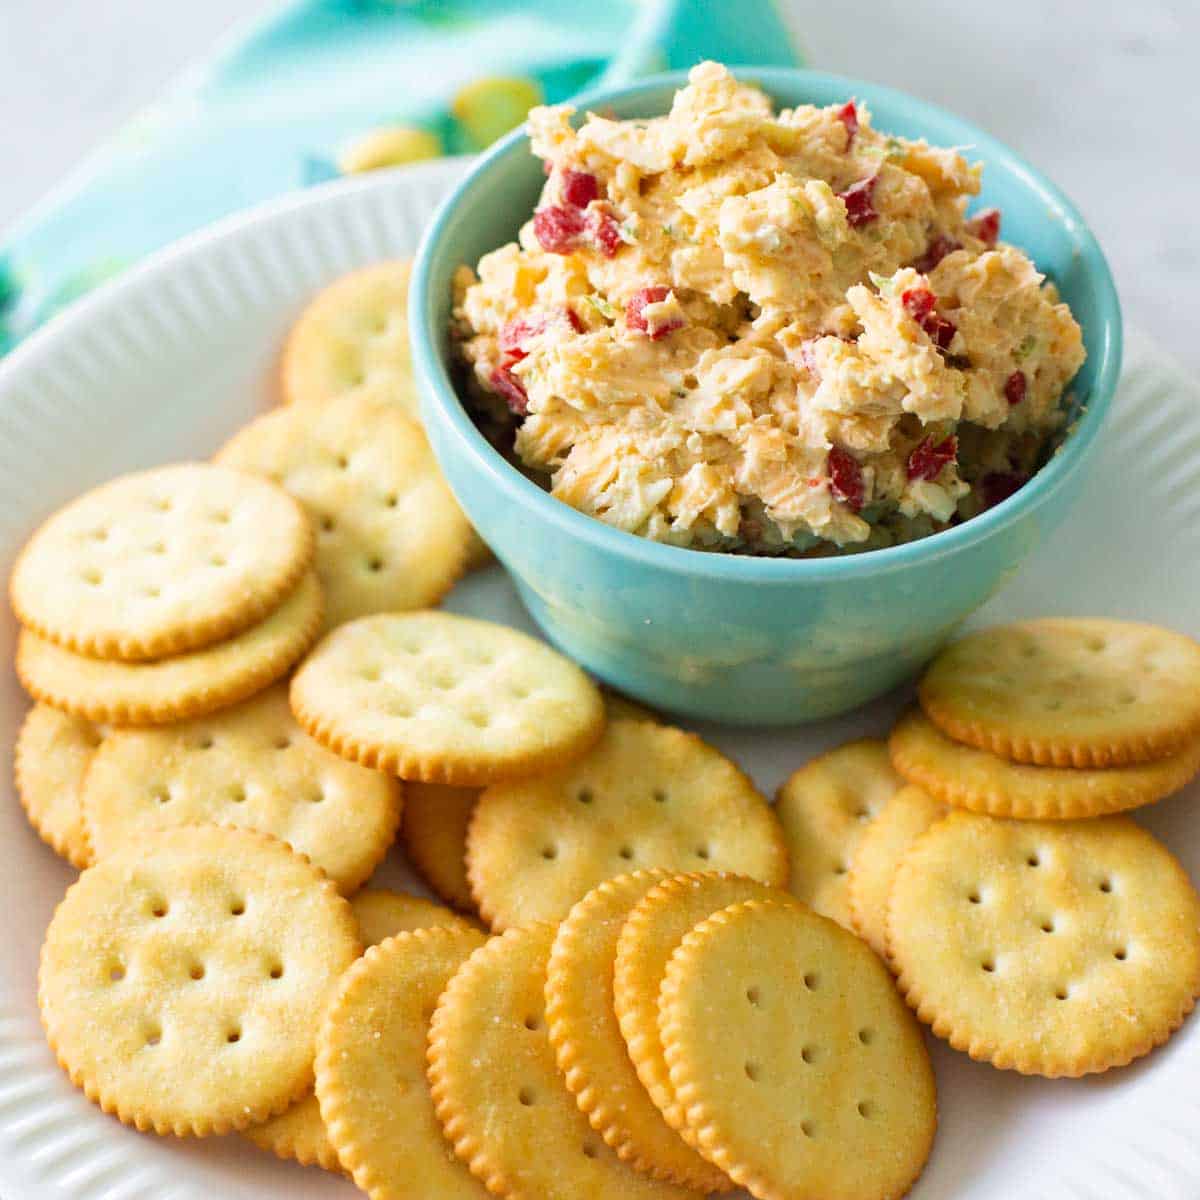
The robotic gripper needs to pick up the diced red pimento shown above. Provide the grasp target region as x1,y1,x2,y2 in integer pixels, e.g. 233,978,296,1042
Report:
1004,370,1027,405
561,168,601,209
980,471,1025,508
488,365,529,417
533,205,586,254
906,435,958,482
901,286,957,351
967,207,1001,247
837,174,879,228
588,207,625,258
827,447,865,511
626,286,683,340
498,317,540,363
836,101,859,148
913,234,962,274
498,308,582,364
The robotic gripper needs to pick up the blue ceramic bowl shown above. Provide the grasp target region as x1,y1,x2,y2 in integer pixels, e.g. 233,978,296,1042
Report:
411,68,1122,725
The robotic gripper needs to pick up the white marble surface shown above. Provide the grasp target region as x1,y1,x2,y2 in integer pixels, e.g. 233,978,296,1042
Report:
1,0,1197,366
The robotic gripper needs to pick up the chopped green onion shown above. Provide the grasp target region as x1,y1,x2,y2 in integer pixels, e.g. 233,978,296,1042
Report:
585,294,619,320
869,271,897,297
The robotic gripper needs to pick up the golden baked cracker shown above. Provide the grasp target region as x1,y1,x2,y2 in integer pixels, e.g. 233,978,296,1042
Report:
348,887,479,943
891,706,1200,820
466,720,787,929
848,784,945,959
602,689,660,724
545,871,729,1193
216,392,472,628
613,872,777,1133
245,888,474,1172
888,811,1200,1077
290,611,604,785
38,826,359,1136
775,739,901,929
14,704,103,869
81,683,401,894
17,570,322,726
660,898,937,1200
400,782,479,912
427,923,695,1200
395,701,662,917
282,262,421,420
315,926,489,1199
11,462,313,660
243,1093,344,1174
919,618,1200,767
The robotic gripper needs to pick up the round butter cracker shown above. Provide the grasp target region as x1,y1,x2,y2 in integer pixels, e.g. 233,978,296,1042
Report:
847,783,946,959
775,739,901,929
282,261,421,420
290,611,604,785
659,898,936,1200
245,887,475,1172
888,811,1200,1076
919,618,1200,767
400,782,480,912
81,683,401,893
216,392,472,628
38,825,359,1136
11,462,313,660
612,871,777,1135
467,720,787,929
18,570,323,726
314,926,489,1199
891,706,1200,820
15,704,103,869
427,923,694,1200
545,871,729,1192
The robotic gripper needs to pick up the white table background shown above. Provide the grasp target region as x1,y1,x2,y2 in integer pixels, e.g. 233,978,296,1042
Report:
1,0,1196,368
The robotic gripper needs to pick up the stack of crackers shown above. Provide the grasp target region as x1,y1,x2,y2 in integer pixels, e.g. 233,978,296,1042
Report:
784,618,1200,1081
10,261,1200,1200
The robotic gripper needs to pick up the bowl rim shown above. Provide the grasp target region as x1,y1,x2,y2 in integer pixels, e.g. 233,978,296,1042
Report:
411,65,1123,583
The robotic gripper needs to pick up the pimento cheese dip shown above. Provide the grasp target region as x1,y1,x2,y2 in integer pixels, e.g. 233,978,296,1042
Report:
452,62,1085,554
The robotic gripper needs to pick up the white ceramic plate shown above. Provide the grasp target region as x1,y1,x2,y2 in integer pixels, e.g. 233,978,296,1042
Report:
1,158,1198,1200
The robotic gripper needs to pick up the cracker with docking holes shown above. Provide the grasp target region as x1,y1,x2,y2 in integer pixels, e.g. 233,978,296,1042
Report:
918,618,1200,768
37,825,359,1136
660,898,937,1200
216,391,472,628
282,261,422,420
613,871,777,1136
315,926,489,1200
81,683,402,894
775,739,901,929
246,888,476,1172
427,923,695,1200
466,720,787,929
890,706,1200,820
400,783,480,912
11,462,313,660
888,811,1200,1076
15,705,103,869
290,611,604,785
545,871,730,1193
17,571,322,726
848,784,946,960
399,693,656,912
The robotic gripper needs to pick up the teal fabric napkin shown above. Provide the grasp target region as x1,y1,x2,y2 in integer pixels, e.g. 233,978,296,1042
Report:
0,0,800,354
